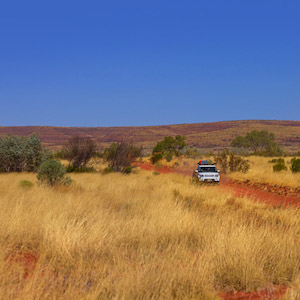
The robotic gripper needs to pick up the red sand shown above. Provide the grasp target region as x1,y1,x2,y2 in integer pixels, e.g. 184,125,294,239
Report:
220,285,287,300
8,251,39,279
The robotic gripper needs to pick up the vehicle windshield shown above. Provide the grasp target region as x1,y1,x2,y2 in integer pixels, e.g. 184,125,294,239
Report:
198,166,217,173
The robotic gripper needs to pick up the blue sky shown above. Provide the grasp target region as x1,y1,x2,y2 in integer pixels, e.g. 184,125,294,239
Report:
0,0,299,126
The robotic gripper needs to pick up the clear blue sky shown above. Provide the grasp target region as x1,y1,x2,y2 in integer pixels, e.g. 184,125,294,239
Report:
0,0,299,127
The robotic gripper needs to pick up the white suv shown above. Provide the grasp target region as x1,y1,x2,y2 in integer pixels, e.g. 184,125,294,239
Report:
194,161,220,183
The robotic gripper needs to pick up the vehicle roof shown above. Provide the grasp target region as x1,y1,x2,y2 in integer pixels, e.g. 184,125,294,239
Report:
198,165,216,167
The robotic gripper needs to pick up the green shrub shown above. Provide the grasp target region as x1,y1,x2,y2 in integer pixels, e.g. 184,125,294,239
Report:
268,158,284,164
37,159,71,187
153,171,160,176
164,152,173,162
231,130,283,156
290,157,300,173
0,134,50,172
151,152,163,164
273,160,287,172
152,136,186,164
124,166,132,174
102,167,114,175
19,180,34,189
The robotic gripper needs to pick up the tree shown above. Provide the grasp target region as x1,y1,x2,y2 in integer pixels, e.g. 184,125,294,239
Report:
151,136,186,163
104,142,141,173
63,136,97,171
231,130,283,156
0,134,49,172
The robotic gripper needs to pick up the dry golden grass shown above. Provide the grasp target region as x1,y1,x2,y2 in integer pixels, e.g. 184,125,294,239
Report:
0,171,299,299
228,156,300,189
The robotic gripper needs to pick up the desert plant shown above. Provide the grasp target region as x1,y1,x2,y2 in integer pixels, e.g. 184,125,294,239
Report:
151,153,163,164
151,136,186,163
37,159,71,187
214,149,229,174
0,134,48,172
229,153,250,173
290,157,300,173
19,180,34,189
104,142,141,173
231,130,283,156
63,136,97,171
273,160,287,172
102,167,114,174
215,150,250,174
124,166,132,174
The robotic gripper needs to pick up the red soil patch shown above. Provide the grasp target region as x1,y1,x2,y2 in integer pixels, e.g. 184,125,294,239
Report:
220,285,287,299
8,251,39,279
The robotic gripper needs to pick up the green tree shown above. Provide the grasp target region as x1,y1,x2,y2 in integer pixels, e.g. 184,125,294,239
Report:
231,130,283,156
0,134,49,172
151,136,186,163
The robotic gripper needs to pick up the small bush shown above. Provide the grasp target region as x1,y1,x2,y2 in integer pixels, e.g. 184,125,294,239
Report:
268,158,284,164
105,142,141,173
273,160,287,172
153,171,160,176
102,167,114,175
290,157,300,173
37,159,72,187
63,136,97,170
229,154,250,173
214,149,229,174
214,150,250,174
19,180,33,189
124,166,132,174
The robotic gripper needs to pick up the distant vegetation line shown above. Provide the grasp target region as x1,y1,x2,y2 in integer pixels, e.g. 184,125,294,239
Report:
0,120,299,152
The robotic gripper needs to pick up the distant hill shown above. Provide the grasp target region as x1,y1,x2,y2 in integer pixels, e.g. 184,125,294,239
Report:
0,120,299,153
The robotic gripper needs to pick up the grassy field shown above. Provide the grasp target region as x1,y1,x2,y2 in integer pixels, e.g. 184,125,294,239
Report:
0,171,299,299
228,156,300,189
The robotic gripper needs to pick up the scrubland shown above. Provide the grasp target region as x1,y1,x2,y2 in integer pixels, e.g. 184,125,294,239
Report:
0,171,299,299
228,156,300,189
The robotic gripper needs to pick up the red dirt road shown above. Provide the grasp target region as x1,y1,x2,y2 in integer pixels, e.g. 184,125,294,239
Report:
135,162,300,209
136,162,297,299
